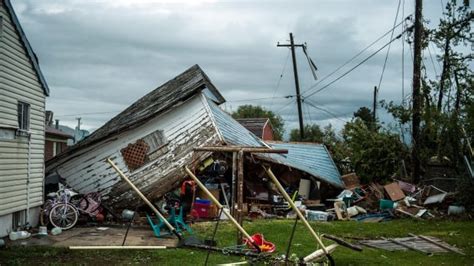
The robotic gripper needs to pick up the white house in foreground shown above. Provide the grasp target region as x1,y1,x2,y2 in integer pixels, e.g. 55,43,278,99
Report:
0,0,50,236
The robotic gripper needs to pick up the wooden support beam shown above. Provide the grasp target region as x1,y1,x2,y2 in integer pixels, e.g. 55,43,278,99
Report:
231,152,237,216
107,158,180,239
237,150,244,245
184,166,259,251
263,166,329,255
194,146,287,154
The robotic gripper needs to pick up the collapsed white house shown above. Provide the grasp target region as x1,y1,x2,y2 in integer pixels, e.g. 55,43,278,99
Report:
46,65,343,211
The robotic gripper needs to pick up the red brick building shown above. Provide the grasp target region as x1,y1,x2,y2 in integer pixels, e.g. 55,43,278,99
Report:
236,118,274,141
45,126,72,161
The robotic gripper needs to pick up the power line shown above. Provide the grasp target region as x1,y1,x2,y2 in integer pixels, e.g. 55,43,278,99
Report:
55,110,121,117
426,44,439,77
304,99,349,123
270,49,291,108
305,28,411,99
302,14,412,96
377,0,402,95
227,96,291,103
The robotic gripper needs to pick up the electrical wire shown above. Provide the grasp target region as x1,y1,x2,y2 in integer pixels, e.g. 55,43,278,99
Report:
427,43,439,77
304,28,410,99
377,0,402,96
271,49,291,108
304,99,349,123
227,96,290,103
55,110,122,117
302,14,412,96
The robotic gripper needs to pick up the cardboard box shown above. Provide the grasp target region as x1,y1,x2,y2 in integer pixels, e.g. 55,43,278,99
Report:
198,188,220,201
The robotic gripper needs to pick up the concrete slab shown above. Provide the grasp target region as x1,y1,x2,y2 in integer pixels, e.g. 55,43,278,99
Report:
6,226,179,248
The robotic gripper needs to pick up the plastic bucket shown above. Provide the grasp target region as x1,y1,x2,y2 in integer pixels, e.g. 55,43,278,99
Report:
379,199,394,210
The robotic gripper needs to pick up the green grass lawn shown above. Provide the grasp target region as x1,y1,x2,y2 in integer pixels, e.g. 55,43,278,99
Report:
1,219,473,265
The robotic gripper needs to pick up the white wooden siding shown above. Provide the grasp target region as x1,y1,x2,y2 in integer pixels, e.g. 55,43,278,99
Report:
48,95,220,208
0,2,45,216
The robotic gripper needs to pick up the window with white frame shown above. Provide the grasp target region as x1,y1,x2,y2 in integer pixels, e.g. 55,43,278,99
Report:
17,101,30,131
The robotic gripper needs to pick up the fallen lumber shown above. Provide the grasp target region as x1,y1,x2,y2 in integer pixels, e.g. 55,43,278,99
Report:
382,237,431,255
408,233,465,255
69,246,166,250
323,234,363,252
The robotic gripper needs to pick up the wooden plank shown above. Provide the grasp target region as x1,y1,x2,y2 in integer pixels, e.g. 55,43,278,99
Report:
323,234,362,251
409,234,465,255
384,182,405,201
382,237,432,255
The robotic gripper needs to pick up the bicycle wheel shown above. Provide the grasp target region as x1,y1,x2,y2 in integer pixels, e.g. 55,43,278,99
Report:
40,199,54,226
49,203,78,230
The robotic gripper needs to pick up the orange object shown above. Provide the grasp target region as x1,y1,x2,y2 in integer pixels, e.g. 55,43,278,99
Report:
243,233,275,253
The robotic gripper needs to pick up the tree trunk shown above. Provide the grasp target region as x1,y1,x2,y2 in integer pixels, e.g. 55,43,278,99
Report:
437,37,451,111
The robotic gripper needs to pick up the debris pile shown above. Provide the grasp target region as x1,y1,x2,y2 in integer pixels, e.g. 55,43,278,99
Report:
317,173,467,222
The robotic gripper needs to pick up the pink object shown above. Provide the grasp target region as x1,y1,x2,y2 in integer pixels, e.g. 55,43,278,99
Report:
398,180,416,193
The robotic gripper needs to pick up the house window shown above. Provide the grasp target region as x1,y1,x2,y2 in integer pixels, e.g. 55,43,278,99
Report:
17,101,30,131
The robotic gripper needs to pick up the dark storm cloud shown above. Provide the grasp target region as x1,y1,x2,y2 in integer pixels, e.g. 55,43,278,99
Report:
11,0,444,135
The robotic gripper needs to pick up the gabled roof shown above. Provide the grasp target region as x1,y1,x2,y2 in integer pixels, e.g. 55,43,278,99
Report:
206,99,343,188
236,118,271,138
45,126,73,139
3,0,49,96
48,64,224,164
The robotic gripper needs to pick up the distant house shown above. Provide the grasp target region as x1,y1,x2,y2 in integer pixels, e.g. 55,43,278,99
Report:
44,111,73,161
46,65,343,211
45,126,72,160
236,118,274,141
0,0,49,236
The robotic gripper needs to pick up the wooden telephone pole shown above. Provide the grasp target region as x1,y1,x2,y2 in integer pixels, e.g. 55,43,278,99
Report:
277,33,305,140
412,0,423,183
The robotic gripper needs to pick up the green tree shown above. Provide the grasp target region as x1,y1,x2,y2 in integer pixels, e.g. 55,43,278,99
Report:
353,106,376,130
342,118,408,183
289,124,324,142
232,105,285,140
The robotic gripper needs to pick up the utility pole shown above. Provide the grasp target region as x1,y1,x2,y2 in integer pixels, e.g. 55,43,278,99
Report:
373,86,378,123
76,117,82,130
412,0,423,184
277,33,305,140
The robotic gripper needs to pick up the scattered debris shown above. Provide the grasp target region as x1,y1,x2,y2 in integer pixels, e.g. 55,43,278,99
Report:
359,235,464,255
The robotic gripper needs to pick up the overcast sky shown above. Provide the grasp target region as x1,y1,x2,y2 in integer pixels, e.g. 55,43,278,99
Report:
12,0,448,137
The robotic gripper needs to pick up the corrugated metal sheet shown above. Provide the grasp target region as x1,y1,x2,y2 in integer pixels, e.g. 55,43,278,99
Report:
0,1,46,216
265,142,343,188
207,100,265,147
206,99,343,188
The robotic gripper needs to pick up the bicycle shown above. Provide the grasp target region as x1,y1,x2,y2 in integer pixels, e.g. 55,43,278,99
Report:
41,187,102,230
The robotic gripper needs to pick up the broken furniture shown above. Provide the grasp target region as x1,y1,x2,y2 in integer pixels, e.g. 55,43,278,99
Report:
147,206,192,238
